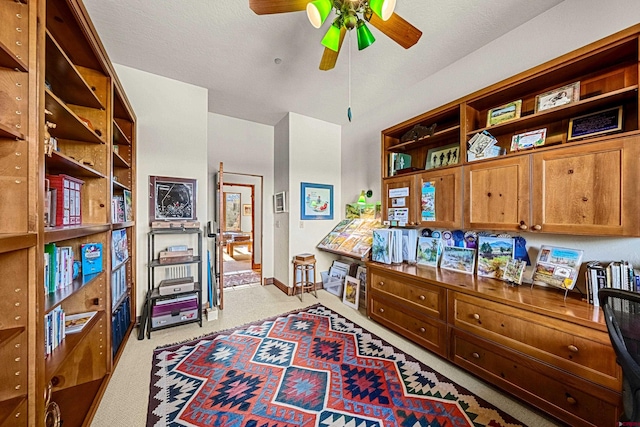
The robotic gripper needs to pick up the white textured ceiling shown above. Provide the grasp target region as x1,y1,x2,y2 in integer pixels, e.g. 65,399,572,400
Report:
83,0,564,126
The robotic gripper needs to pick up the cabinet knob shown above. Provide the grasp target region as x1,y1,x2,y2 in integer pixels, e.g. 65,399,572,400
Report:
519,223,528,230
472,352,480,359
531,224,542,231
379,281,384,286
378,308,384,313
473,313,480,320
419,295,426,301
566,395,577,405
419,327,426,333
568,345,579,353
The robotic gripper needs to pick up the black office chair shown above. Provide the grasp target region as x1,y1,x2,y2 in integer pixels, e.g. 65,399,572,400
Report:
599,288,640,422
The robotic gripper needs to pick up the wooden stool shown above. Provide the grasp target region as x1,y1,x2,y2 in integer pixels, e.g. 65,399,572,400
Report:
293,256,316,301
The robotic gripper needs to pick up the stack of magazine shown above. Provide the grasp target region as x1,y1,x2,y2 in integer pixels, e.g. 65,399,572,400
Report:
467,131,501,161
317,218,384,259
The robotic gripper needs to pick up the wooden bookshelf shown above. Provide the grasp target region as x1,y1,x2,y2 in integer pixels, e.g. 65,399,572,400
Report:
0,0,137,425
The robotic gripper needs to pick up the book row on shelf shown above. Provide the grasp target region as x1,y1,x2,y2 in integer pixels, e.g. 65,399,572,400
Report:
112,264,128,306
112,190,133,223
112,297,131,358
45,308,97,356
44,242,104,295
586,260,638,307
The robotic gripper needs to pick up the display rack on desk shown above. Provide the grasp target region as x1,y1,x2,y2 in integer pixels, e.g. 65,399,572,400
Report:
144,228,203,338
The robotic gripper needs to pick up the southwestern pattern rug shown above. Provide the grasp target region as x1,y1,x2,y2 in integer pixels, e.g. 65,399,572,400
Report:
147,304,526,427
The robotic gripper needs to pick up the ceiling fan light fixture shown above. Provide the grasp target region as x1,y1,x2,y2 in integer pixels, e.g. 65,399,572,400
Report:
369,0,396,21
356,20,375,50
306,0,332,28
321,22,342,52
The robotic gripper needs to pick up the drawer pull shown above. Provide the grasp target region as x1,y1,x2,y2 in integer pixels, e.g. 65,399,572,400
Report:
419,327,426,333
472,352,480,359
473,313,480,320
568,345,579,353
379,308,385,313
566,395,577,405
379,281,384,286
419,295,426,301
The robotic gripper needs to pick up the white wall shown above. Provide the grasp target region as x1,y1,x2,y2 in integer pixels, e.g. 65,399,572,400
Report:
289,113,341,283
115,64,208,317
341,0,640,269
207,113,273,275
273,115,291,284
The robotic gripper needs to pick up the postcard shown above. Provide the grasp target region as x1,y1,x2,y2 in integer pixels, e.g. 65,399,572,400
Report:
476,236,514,278
416,236,442,268
440,246,476,274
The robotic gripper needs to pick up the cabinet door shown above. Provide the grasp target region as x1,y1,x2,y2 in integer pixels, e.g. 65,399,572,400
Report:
532,137,640,236
464,155,530,231
416,167,462,228
382,175,419,226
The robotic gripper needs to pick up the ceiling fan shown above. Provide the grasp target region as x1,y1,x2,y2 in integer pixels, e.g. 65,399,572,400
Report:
249,0,422,71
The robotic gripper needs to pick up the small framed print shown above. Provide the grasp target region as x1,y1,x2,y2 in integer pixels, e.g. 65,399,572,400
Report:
426,143,460,169
342,275,360,309
568,106,623,141
149,175,196,224
301,182,334,220
242,204,251,216
274,191,287,213
486,100,522,127
535,81,580,113
510,128,547,151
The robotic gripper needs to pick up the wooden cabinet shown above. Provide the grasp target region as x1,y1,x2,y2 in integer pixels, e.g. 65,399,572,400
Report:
531,136,640,236
0,0,136,424
380,24,640,237
464,155,530,232
382,174,419,225
367,262,623,427
415,166,462,228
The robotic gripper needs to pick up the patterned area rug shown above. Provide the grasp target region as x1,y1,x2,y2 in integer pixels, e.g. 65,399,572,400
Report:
147,304,526,427
224,270,262,287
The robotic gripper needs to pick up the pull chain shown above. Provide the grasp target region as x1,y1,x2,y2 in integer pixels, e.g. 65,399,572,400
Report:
347,30,352,122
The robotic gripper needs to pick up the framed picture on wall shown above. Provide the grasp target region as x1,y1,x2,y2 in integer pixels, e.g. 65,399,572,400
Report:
301,182,333,220
274,191,287,213
149,175,197,224
243,204,252,216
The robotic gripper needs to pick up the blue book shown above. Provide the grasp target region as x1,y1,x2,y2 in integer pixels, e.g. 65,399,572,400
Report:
81,243,103,276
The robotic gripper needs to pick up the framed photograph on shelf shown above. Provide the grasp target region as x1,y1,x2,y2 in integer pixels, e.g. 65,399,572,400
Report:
535,81,580,113
301,182,334,220
510,128,547,151
486,100,522,127
123,189,133,222
440,246,476,275
567,106,623,141
243,204,252,216
274,191,287,213
342,275,360,309
149,175,197,224
425,143,460,169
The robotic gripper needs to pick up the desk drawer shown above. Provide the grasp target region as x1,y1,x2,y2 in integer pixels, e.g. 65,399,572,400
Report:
370,272,445,320
370,297,447,357
449,291,620,390
451,329,620,427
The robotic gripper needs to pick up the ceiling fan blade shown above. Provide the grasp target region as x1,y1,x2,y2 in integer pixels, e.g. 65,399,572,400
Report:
319,27,346,71
249,0,309,15
369,12,422,49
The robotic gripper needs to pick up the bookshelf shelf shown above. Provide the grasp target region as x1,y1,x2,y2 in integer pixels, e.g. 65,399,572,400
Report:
44,311,104,381
113,119,131,146
45,31,104,110
0,326,25,350
112,151,130,169
44,273,101,314
0,39,28,72
45,89,106,145
0,395,27,425
387,125,461,151
112,179,131,191
0,233,36,254
149,255,202,268
44,224,111,244
0,121,24,140
47,150,107,179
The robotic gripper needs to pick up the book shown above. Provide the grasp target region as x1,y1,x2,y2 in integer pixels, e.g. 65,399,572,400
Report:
416,236,442,268
532,245,583,290
112,194,125,223
440,246,476,274
123,189,133,222
476,236,514,278
502,259,527,285
112,229,129,268
65,311,97,334
81,243,103,277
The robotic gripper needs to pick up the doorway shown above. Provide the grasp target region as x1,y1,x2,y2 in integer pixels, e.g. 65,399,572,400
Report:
220,175,263,289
